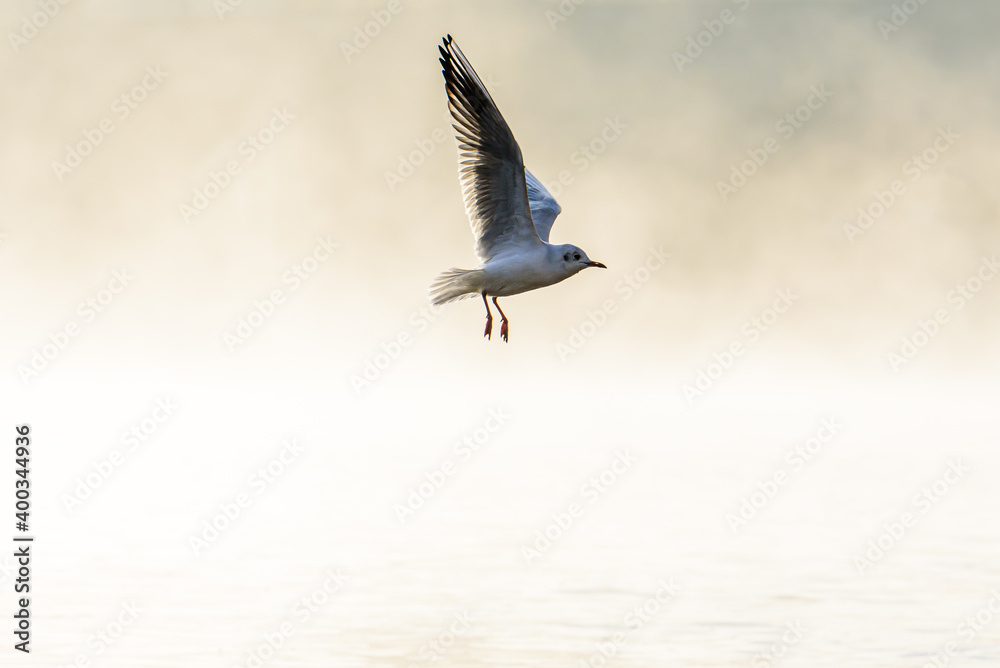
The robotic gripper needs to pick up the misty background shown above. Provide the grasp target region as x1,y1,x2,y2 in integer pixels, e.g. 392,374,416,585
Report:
2,0,999,384
2,1,999,667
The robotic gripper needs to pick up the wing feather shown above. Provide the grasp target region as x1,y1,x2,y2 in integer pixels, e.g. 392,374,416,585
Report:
439,35,541,261
524,169,562,242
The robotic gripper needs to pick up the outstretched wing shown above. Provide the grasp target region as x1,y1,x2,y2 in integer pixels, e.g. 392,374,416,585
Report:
440,35,542,261
524,169,562,243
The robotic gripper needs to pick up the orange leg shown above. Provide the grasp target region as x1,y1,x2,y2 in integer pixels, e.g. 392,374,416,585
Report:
482,292,492,340
492,297,508,342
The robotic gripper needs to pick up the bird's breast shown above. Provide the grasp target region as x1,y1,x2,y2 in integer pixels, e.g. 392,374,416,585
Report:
481,251,569,297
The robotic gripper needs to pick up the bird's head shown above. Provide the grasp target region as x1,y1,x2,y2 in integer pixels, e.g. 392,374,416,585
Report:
557,244,606,275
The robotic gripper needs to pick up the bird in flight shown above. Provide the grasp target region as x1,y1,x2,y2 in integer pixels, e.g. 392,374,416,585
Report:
429,35,605,342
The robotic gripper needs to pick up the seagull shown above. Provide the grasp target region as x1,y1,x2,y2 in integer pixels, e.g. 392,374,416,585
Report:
429,35,605,342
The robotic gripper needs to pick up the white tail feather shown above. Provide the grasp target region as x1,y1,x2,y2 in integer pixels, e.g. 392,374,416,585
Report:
429,268,484,306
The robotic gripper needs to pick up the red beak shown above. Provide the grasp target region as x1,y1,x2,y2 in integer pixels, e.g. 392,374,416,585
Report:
586,261,607,268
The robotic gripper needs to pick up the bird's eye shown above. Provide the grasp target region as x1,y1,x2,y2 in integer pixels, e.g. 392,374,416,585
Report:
563,253,570,262
573,253,581,261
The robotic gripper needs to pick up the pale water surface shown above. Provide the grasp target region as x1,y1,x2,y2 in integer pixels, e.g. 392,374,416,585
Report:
29,378,1000,667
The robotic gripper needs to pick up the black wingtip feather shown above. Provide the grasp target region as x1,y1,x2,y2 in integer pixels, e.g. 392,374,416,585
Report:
434,32,535,259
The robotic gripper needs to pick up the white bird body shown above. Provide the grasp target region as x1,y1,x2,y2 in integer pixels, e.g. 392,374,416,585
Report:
485,245,590,296
483,246,572,296
429,35,605,341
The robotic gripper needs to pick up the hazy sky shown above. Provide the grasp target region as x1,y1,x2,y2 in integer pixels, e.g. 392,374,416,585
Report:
2,0,999,387
4,5,1000,666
